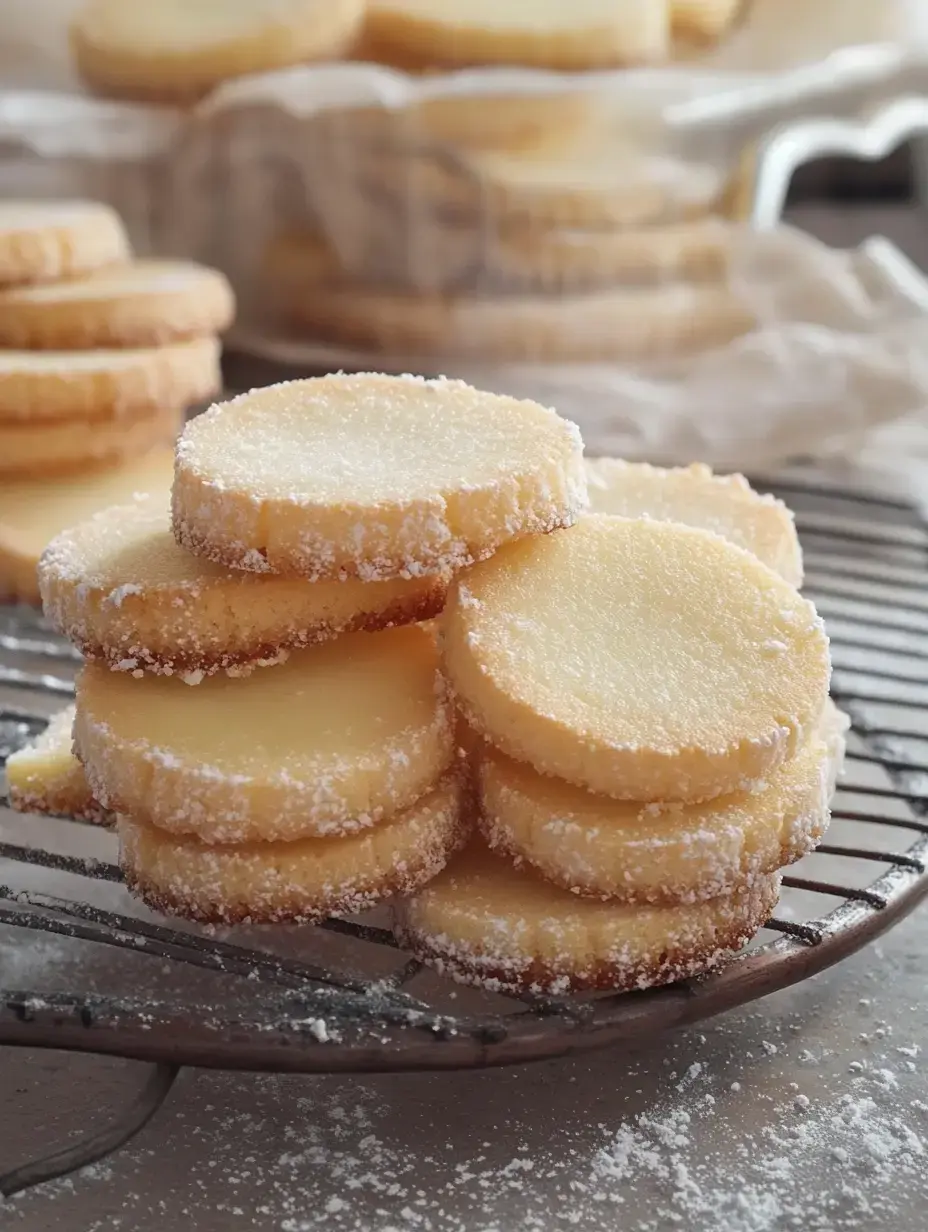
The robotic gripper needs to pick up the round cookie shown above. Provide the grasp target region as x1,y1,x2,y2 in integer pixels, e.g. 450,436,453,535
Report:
477,700,848,905
72,0,366,104
0,401,182,479
442,516,831,803
585,459,803,587
40,496,448,676
0,448,174,606
120,770,469,924
0,260,235,350
6,705,112,826
395,842,779,994
173,374,586,580
0,337,220,425
672,0,744,42
74,624,455,842
364,0,669,70
0,201,130,288
284,277,755,363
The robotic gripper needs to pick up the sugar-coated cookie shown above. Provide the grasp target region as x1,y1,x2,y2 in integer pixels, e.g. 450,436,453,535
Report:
173,374,586,580
40,496,448,676
72,0,366,103
478,701,848,904
0,448,175,605
0,260,235,350
395,841,779,994
0,401,182,479
6,705,112,826
443,516,830,803
585,459,803,586
364,0,669,70
0,200,130,288
120,770,469,924
0,338,220,425
74,624,455,842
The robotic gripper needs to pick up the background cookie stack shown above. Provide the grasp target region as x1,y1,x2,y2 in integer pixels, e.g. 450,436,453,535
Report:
27,373,586,926
398,463,840,995
0,200,234,604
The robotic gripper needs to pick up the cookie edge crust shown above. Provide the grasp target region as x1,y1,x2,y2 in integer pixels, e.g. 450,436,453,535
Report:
119,771,471,924
394,874,779,995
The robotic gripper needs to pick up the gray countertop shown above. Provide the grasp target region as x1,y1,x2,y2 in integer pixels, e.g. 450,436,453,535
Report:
2,902,926,1231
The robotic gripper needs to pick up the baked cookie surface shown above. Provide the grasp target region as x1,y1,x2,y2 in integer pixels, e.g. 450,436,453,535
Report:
6,705,111,826
0,200,130,287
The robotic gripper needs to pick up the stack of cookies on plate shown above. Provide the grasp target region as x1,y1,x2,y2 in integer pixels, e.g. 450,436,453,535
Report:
398,456,841,993
11,372,840,998
0,201,234,604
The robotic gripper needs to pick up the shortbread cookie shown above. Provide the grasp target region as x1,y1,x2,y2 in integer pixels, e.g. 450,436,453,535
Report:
585,459,803,587
0,447,175,605
40,496,447,676
74,624,455,842
0,401,182,479
72,0,366,103
173,374,586,580
6,705,111,826
364,0,669,70
285,277,755,362
478,700,848,904
0,338,220,425
0,260,235,350
672,0,743,42
443,516,830,803
120,770,468,924
0,201,130,288
395,842,779,994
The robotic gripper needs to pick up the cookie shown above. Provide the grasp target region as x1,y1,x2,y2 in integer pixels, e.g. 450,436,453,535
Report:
74,624,455,843
0,260,235,350
585,459,803,586
0,401,182,479
369,146,726,231
120,770,469,924
395,841,779,994
0,337,220,425
0,447,175,605
284,275,755,363
672,0,744,42
0,200,130,288
6,705,112,826
478,700,848,905
442,516,830,803
40,495,447,677
173,374,586,580
363,0,670,70
72,0,366,104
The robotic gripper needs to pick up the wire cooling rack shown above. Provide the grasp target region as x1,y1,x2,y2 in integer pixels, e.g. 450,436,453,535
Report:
2,474,928,1193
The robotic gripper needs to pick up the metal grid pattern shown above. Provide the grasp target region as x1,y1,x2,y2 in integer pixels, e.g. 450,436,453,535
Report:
1,476,927,1098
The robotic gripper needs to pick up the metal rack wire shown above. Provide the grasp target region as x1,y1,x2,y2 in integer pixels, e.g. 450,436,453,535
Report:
2,475,928,1193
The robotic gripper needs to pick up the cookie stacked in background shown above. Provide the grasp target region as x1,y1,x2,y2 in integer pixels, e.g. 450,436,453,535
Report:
27,373,586,925
0,200,235,604
398,464,840,994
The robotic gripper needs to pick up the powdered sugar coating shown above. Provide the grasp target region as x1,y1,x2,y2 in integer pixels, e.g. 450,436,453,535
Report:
74,624,455,842
585,458,803,587
478,701,848,904
6,704,112,825
120,770,470,924
394,842,780,995
443,516,831,803
40,496,447,676
172,373,587,581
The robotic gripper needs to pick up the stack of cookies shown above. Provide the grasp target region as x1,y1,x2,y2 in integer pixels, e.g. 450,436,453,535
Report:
24,373,585,924
0,200,234,604
397,462,840,994
11,372,839,998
